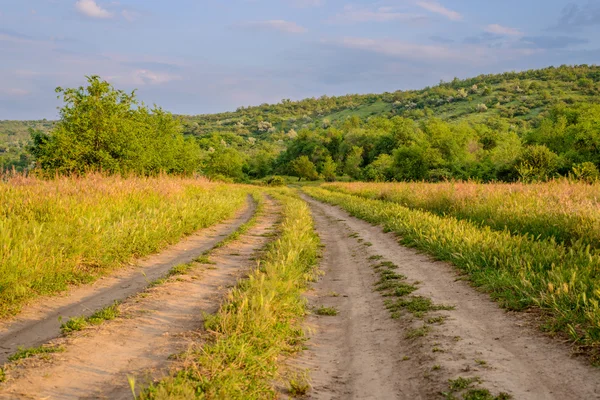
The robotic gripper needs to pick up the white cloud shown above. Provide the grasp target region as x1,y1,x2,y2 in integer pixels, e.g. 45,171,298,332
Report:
75,0,112,19
330,5,423,23
416,1,462,21
485,24,522,36
238,20,307,34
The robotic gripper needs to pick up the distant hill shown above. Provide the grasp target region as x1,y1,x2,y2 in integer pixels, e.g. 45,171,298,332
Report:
0,120,54,171
180,64,600,138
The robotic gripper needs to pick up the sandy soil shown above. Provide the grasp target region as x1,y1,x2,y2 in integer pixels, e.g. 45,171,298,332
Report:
296,195,600,400
0,196,255,365
0,197,280,400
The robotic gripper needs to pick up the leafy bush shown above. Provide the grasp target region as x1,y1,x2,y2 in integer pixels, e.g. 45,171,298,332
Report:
30,76,202,176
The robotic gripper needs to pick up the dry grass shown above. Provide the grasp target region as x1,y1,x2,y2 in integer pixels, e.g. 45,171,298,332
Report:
0,174,249,318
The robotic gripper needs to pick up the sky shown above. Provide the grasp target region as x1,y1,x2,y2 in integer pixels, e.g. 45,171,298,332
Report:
0,0,599,120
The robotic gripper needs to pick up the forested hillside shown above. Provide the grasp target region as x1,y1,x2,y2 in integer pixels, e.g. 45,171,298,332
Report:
4,65,600,182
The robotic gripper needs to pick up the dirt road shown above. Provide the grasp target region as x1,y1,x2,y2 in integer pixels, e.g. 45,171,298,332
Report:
297,196,600,399
0,197,277,399
0,197,254,365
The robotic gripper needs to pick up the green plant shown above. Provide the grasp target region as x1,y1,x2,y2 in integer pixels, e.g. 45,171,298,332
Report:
314,306,338,316
406,326,431,339
8,345,64,362
288,371,311,397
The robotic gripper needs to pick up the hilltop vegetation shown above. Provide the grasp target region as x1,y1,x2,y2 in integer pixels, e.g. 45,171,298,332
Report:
4,65,600,182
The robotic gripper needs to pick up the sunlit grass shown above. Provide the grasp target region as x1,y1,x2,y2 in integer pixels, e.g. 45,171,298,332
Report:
323,180,600,250
0,174,249,318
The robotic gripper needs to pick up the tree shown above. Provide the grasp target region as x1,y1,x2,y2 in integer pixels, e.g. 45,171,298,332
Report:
30,75,201,175
320,155,337,182
344,146,364,179
203,147,245,180
364,154,394,181
290,156,319,181
516,145,560,182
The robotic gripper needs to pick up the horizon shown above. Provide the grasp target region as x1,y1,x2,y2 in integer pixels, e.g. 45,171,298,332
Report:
2,0,600,120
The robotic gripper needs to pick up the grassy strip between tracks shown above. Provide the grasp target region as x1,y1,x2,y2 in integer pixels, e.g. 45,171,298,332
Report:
0,174,250,319
304,186,600,363
140,188,320,399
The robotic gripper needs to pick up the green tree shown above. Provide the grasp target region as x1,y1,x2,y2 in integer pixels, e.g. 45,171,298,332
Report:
320,155,337,182
516,145,560,182
204,147,245,180
30,76,201,175
344,146,364,179
290,156,319,181
364,154,394,181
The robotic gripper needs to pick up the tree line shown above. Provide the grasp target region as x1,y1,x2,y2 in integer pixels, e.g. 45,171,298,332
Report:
22,71,600,183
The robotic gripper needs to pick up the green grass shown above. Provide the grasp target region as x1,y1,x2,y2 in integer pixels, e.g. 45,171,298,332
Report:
8,345,64,362
0,175,250,319
305,186,600,362
139,189,320,399
287,371,311,397
443,377,512,400
406,325,431,339
314,306,338,316
60,302,121,334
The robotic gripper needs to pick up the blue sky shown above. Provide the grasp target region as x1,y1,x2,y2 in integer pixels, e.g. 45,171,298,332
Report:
0,0,599,119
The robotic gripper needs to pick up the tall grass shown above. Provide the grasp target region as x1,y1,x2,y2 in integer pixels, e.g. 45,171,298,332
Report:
0,174,249,318
141,189,320,399
323,181,600,250
305,187,600,361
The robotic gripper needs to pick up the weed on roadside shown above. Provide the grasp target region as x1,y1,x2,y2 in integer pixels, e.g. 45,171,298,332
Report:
406,325,431,339
60,302,120,334
442,376,511,400
385,296,454,318
314,306,338,316
288,371,311,397
8,345,64,362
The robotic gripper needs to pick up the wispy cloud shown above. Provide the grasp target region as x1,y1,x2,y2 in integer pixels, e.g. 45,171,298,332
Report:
416,1,462,21
485,24,522,36
237,20,307,34
0,29,37,44
331,36,538,66
429,35,454,44
330,5,424,23
75,0,112,19
521,35,588,49
0,88,30,96
335,37,462,62
552,2,600,31
290,0,323,7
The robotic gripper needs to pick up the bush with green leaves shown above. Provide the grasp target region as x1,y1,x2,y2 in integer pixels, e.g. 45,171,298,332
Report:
30,76,202,176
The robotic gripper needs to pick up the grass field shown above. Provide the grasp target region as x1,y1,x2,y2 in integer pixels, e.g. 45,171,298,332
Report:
305,185,600,361
0,174,249,318
323,181,600,250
